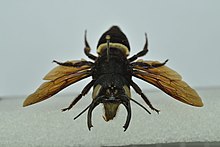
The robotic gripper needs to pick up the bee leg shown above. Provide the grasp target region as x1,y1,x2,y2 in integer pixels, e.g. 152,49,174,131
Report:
130,80,160,113
128,33,148,62
53,60,93,67
131,62,152,68
84,30,97,61
122,101,131,132
62,80,95,111
84,47,97,61
150,59,169,68
71,61,94,67
131,59,169,68
129,97,151,114
53,60,76,66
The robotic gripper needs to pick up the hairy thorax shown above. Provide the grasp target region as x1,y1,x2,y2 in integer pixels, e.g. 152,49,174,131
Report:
92,49,131,79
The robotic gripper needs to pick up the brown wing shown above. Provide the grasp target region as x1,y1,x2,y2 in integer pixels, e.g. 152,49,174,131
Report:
23,60,92,107
133,60,203,107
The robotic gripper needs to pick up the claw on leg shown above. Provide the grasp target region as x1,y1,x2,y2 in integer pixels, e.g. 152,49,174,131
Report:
62,107,69,112
53,60,74,66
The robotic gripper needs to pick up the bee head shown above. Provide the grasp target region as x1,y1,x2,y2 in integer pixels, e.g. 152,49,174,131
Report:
92,84,131,121
97,26,130,56
101,85,121,121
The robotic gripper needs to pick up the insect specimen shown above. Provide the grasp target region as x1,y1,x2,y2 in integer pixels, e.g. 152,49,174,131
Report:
23,26,203,131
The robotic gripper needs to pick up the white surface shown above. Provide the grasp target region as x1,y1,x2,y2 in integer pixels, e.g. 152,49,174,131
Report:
0,88,219,147
1,0,220,96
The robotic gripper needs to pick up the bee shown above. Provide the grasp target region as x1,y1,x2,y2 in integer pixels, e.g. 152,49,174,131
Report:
23,26,203,131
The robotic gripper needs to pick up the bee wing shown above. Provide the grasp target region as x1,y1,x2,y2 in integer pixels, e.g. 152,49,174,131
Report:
133,60,203,107
23,60,92,107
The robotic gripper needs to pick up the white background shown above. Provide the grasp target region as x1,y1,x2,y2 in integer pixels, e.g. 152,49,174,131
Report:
1,0,220,96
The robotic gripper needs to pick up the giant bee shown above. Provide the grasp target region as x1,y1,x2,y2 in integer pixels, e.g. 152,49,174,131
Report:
23,26,203,131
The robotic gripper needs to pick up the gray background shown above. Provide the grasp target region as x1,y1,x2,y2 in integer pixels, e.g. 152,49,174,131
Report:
1,0,220,96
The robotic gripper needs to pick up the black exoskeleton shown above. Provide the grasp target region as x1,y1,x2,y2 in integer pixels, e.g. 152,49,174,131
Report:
24,26,203,131
58,26,161,131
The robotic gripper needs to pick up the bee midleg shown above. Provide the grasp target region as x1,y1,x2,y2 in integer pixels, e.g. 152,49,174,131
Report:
53,60,93,67
129,80,160,113
62,79,95,111
128,33,148,62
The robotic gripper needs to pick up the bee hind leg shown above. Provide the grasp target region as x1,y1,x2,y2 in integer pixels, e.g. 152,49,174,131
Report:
130,80,160,113
62,80,95,111
84,30,97,61
128,33,148,62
